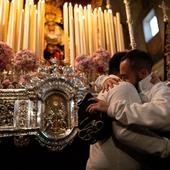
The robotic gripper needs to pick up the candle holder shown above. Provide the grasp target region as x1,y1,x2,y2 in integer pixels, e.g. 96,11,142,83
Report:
124,0,136,49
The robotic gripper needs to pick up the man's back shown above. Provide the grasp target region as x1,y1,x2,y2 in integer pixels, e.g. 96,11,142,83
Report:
86,82,144,170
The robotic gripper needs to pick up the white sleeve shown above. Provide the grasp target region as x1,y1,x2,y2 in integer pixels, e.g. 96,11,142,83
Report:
109,82,170,131
107,82,170,157
113,121,170,158
95,75,109,90
95,74,120,90
107,82,142,113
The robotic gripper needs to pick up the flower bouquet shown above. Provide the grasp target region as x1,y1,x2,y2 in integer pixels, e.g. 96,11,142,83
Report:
14,49,38,86
14,49,37,72
0,41,14,72
92,48,111,75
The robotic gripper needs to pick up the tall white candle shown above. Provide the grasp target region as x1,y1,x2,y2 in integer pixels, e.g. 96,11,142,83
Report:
23,0,30,49
84,6,89,54
100,8,105,49
109,10,116,54
79,4,83,55
97,7,102,48
7,0,16,50
17,9,24,51
108,9,115,55
29,2,35,51
7,0,12,46
92,9,98,52
2,0,9,42
74,4,81,56
63,2,69,64
87,5,93,55
104,10,110,51
116,12,122,52
113,16,118,51
40,0,45,63
0,0,4,40
69,3,75,68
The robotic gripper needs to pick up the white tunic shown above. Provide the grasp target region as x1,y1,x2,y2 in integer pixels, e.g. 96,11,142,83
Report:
86,81,170,170
86,82,142,170
107,75,170,131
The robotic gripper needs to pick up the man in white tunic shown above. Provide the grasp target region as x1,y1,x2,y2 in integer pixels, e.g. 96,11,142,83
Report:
89,49,170,131
86,52,170,170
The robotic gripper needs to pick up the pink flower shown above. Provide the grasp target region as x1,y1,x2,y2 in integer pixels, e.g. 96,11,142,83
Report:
92,48,111,74
15,49,37,72
2,79,12,88
75,54,93,73
0,41,14,71
19,74,31,85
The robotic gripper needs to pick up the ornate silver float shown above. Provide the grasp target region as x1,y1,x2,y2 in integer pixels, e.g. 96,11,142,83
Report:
0,65,89,151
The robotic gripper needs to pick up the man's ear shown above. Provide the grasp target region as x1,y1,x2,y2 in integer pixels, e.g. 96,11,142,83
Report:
138,68,148,79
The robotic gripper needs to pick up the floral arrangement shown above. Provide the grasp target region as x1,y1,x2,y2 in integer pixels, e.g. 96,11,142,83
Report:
1,79,12,88
91,48,111,74
0,41,14,71
75,54,93,73
14,49,37,72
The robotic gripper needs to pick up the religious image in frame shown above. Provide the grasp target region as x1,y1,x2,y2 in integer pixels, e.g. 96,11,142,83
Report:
44,0,64,65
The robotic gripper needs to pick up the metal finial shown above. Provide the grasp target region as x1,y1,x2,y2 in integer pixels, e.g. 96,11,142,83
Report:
159,0,169,22
106,0,111,9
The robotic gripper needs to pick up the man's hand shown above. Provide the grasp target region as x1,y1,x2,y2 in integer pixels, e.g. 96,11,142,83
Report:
86,99,109,113
102,77,121,92
150,72,160,84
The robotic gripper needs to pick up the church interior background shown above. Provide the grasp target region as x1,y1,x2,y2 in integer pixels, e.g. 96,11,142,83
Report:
0,0,170,169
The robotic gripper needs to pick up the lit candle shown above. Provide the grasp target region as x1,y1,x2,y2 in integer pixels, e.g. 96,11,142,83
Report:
116,12,125,51
116,12,121,52
63,2,69,64
29,3,35,51
7,0,16,50
100,9,105,49
108,9,115,55
17,9,24,51
0,0,4,40
109,10,116,54
84,6,89,54
87,5,93,55
81,16,86,54
97,7,102,48
23,0,30,49
104,10,110,51
69,3,75,68
40,0,45,63
36,0,41,60
113,16,118,51
120,23,125,51
33,5,37,52
7,0,13,46
74,4,80,56
2,0,10,42
92,9,98,51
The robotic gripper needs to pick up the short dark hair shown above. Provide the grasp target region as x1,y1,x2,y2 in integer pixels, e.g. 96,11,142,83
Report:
121,49,153,72
109,52,127,75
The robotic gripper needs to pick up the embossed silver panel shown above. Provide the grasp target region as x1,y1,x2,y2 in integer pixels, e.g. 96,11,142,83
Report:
0,66,89,150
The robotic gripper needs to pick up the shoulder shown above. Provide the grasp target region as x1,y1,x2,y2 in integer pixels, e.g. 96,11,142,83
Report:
108,81,139,98
114,81,137,92
151,82,170,93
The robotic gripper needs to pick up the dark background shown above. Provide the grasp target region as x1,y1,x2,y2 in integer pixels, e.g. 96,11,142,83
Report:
0,136,89,170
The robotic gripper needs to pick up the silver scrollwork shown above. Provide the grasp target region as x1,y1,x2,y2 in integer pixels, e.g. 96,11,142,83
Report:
0,65,89,151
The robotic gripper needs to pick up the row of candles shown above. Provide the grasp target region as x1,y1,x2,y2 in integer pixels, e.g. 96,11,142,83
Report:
63,3,125,68
0,0,45,63
0,1,125,68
